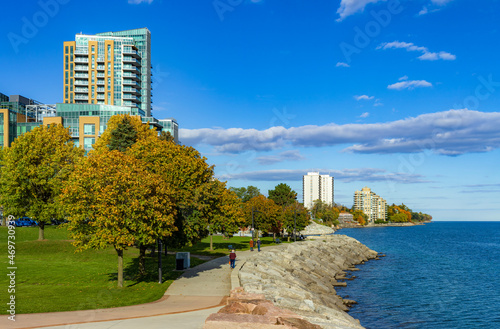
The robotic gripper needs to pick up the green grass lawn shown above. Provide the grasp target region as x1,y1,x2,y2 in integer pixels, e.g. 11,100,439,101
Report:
0,225,204,315
0,226,292,315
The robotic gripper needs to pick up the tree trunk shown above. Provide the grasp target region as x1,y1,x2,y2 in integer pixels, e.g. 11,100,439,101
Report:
38,222,45,240
117,249,124,288
150,244,155,257
273,232,276,242
164,239,168,256
210,234,213,251
139,245,147,276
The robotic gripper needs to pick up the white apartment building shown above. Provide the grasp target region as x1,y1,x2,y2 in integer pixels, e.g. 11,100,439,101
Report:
353,186,387,223
303,172,334,209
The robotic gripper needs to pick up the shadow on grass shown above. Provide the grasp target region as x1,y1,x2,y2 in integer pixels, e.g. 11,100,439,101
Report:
108,253,204,286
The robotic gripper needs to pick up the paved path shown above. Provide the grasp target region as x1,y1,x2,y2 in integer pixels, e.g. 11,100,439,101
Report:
0,246,281,329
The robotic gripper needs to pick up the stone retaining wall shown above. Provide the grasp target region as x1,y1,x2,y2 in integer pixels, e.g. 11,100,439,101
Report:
238,235,378,329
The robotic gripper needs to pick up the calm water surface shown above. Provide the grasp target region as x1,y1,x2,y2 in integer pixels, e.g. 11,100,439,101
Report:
336,222,500,329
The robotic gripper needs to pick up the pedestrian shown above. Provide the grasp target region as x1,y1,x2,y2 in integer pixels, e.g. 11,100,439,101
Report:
249,239,254,251
257,238,261,252
229,249,236,269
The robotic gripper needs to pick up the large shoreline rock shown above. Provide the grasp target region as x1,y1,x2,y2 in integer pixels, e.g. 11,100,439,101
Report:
239,235,378,329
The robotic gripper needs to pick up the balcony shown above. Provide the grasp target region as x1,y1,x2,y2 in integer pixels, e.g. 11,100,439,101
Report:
123,56,141,66
74,49,88,55
74,95,88,100
74,88,88,93
123,48,140,58
74,65,88,71
123,79,141,88
74,73,88,78
123,94,141,103
123,65,140,74
123,72,140,81
74,58,88,63
74,80,88,86
97,73,105,78
96,94,105,100
96,79,105,85
122,87,141,95
96,65,105,71
97,87,105,92
96,57,104,63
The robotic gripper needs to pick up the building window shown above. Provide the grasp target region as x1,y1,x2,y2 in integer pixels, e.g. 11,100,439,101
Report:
83,137,95,150
65,46,68,54
84,124,95,135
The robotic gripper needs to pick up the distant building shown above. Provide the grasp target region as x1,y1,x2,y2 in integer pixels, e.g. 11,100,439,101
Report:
303,172,334,209
353,187,387,223
338,212,354,224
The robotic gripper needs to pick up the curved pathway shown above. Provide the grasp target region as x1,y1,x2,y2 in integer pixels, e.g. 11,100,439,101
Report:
0,247,275,329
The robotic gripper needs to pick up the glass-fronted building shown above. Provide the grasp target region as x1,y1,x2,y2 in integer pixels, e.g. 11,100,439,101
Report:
63,28,152,117
0,94,178,152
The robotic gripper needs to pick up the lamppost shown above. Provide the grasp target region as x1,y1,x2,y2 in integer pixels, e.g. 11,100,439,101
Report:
294,207,297,242
251,207,261,240
157,238,162,284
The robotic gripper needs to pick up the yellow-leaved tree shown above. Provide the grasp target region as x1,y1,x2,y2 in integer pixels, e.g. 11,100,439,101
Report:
0,124,84,240
60,149,176,288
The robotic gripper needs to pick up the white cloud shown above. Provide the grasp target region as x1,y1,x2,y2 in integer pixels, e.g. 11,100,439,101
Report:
336,0,386,22
336,62,350,68
256,150,305,165
418,6,429,15
431,0,454,5
387,79,433,90
399,75,409,81
378,41,456,61
359,112,370,118
354,95,374,101
218,168,428,184
128,0,153,4
180,109,500,156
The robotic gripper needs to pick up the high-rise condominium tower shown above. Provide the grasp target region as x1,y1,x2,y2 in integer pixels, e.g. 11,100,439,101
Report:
303,172,334,210
353,187,387,223
63,28,152,116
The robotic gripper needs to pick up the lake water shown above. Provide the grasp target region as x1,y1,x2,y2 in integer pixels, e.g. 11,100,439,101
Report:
336,222,500,329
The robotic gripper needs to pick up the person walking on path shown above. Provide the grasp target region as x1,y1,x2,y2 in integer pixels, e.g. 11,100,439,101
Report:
249,239,254,251
257,238,261,252
229,249,236,269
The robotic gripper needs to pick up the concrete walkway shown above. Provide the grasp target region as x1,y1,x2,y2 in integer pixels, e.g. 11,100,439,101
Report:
0,246,281,329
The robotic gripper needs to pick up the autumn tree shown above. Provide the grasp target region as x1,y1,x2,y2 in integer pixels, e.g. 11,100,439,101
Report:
243,195,281,240
0,124,84,240
61,150,176,287
352,210,368,225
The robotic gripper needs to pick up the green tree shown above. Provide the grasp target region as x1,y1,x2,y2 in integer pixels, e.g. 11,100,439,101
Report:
230,186,261,203
107,116,138,152
282,203,310,241
0,124,84,240
268,183,297,208
61,150,176,287
204,179,245,250
159,130,175,143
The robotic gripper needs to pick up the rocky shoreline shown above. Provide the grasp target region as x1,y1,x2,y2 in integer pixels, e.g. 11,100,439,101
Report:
238,235,379,329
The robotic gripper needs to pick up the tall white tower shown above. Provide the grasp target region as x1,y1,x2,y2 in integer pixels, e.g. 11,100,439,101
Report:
302,172,334,209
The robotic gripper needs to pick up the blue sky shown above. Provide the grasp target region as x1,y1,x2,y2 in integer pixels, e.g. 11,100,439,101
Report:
1,0,499,220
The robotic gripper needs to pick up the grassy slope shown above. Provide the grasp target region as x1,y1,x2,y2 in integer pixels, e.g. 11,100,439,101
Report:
0,226,203,314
